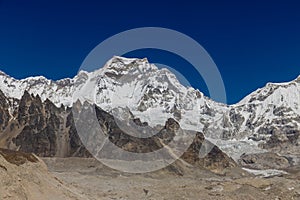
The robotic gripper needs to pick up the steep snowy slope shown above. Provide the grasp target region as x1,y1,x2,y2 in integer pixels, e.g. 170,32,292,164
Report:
224,76,300,139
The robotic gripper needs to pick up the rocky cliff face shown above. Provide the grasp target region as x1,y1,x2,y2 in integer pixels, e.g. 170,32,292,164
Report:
0,90,10,133
0,90,236,172
0,91,88,157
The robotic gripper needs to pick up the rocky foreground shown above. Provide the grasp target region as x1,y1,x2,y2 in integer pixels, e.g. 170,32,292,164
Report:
0,149,87,200
50,161,300,200
0,148,299,200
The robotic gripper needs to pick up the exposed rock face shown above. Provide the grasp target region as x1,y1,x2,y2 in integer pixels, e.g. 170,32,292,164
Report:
72,102,236,172
181,132,236,173
15,92,58,156
259,128,300,154
0,91,89,157
239,152,291,170
0,90,236,173
0,148,38,166
0,90,10,132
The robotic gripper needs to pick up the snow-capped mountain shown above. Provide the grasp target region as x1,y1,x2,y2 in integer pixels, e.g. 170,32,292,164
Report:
0,56,299,154
0,56,227,132
228,77,300,139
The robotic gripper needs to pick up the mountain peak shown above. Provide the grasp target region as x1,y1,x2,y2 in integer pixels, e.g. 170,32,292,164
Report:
0,70,7,76
101,56,157,78
103,56,147,69
295,75,300,83
0,70,14,80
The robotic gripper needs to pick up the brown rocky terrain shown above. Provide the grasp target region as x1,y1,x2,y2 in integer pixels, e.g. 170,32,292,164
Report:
239,152,292,170
42,157,300,200
1,149,299,200
0,149,88,200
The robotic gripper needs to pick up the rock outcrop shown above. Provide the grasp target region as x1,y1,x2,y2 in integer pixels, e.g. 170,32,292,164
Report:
0,91,89,157
238,152,291,170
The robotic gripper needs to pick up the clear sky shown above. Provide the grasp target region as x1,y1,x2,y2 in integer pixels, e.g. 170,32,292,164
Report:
0,0,299,104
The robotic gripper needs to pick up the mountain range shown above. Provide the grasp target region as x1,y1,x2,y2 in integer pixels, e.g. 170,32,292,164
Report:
0,56,299,170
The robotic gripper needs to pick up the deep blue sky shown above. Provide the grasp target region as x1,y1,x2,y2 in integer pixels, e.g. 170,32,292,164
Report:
0,0,299,104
